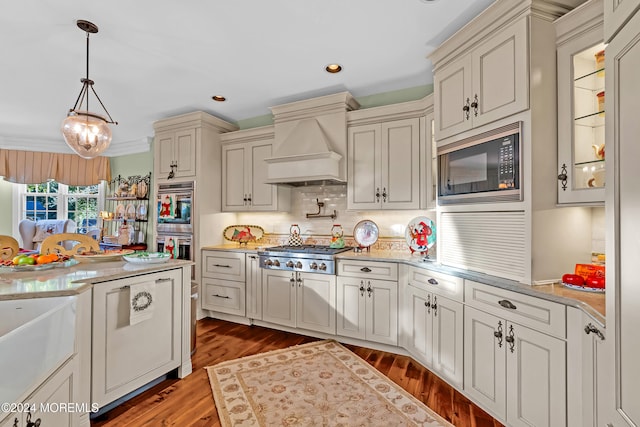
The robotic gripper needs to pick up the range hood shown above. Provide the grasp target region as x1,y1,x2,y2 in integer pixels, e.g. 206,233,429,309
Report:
264,118,344,186
265,92,359,186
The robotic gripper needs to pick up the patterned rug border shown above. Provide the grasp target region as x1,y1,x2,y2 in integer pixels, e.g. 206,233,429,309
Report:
205,339,453,426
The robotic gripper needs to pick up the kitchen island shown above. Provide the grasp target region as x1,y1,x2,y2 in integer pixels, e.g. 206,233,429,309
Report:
0,259,193,427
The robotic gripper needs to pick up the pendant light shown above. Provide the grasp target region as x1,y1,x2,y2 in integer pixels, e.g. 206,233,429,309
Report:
61,20,117,159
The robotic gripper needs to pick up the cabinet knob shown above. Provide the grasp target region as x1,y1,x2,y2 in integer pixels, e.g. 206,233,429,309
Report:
375,187,381,202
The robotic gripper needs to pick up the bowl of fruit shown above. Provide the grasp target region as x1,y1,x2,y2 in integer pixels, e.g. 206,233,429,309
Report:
0,253,75,271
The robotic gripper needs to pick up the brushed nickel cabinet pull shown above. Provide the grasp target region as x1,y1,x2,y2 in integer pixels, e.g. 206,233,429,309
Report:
214,264,232,268
427,278,438,285
360,267,372,273
155,278,173,283
212,294,231,299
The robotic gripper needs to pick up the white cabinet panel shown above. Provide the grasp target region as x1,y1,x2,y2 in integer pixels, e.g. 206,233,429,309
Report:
202,279,245,316
604,0,640,42
434,17,528,141
262,270,296,328
92,269,182,408
246,254,262,320
348,118,420,210
337,276,397,346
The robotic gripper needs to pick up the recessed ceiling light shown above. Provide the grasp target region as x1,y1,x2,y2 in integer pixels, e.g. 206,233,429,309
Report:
325,64,343,74
212,95,226,102
419,0,438,3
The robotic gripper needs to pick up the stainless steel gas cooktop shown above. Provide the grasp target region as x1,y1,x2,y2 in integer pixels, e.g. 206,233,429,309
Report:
257,245,352,274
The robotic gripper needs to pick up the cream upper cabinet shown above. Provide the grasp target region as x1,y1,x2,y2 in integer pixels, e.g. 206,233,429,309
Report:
155,128,197,180
434,17,528,141
601,7,640,427
556,0,606,204
347,117,420,210
221,127,290,212
604,0,640,42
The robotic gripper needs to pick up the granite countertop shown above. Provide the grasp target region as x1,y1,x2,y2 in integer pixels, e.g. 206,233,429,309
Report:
0,259,193,300
336,249,606,325
199,244,606,325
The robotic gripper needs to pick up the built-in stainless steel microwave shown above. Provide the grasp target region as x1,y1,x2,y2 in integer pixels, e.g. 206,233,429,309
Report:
438,122,522,205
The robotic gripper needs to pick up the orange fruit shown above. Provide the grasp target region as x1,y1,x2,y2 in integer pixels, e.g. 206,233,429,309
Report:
36,255,51,265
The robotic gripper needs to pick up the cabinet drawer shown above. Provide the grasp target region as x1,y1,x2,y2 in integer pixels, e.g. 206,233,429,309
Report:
407,267,463,302
337,259,398,281
202,278,245,316
464,280,566,338
202,251,245,281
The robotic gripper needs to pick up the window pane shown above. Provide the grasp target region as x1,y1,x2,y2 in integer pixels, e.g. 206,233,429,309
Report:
47,212,56,220
47,196,57,210
49,181,58,193
67,197,77,210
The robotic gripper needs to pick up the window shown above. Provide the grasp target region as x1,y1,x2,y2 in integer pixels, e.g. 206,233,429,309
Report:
19,181,105,233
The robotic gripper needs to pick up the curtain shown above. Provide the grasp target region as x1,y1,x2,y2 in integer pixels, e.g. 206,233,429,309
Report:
0,149,111,185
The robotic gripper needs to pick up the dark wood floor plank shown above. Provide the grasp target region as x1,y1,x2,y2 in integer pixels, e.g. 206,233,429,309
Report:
91,318,504,427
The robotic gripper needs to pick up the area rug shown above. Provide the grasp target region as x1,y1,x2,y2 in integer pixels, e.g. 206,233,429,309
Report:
206,339,452,426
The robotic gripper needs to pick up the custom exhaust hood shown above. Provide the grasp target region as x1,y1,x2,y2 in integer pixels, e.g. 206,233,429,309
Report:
265,92,359,187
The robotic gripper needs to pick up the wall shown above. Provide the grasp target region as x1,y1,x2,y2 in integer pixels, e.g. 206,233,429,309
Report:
0,178,13,235
109,151,153,179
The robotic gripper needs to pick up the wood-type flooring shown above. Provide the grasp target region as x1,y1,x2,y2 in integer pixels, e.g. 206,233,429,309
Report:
91,318,504,427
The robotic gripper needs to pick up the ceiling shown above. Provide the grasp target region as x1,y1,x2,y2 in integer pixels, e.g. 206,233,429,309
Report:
0,0,496,156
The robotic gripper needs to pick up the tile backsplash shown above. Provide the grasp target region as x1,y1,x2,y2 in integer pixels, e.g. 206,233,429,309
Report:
234,184,435,251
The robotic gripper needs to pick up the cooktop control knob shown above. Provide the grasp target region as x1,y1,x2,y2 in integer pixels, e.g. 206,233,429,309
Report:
286,260,294,268
295,261,303,269
265,259,273,266
309,262,318,270
273,259,280,267
319,263,327,271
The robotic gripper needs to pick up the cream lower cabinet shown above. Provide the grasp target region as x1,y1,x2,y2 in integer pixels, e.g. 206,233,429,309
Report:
245,254,262,320
567,308,606,427
403,267,464,388
2,356,80,427
464,305,566,427
336,277,398,346
433,16,528,141
92,269,182,409
261,270,336,335
347,117,420,210
201,251,246,317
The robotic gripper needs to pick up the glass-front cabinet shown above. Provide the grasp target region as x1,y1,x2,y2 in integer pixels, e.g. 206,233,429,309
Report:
556,0,605,205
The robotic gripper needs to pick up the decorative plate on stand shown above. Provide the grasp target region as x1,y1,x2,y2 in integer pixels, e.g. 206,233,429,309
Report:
223,225,264,244
405,216,436,256
353,220,379,250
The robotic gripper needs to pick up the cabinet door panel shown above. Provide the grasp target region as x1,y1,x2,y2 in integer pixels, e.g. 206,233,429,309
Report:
432,296,463,388
249,142,276,210
434,55,472,140
464,306,506,419
366,279,398,346
26,357,77,427
405,285,432,365
262,270,296,328
175,128,197,177
156,132,175,177
296,273,336,335
348,124,381,210
506,323,566,427
471,17,529,128
604,11,640,426
246,255,262,320
604,0,640,42
202,279,245,317
382,118,420,209
92,270,181,407
336,277,366,340
221,145,247,210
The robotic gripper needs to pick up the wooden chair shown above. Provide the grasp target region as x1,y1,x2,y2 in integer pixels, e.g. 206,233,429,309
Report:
0,235,20,260
40,233,101,256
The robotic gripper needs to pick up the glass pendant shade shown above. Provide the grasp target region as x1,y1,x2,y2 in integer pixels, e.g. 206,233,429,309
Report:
61,111,112,159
